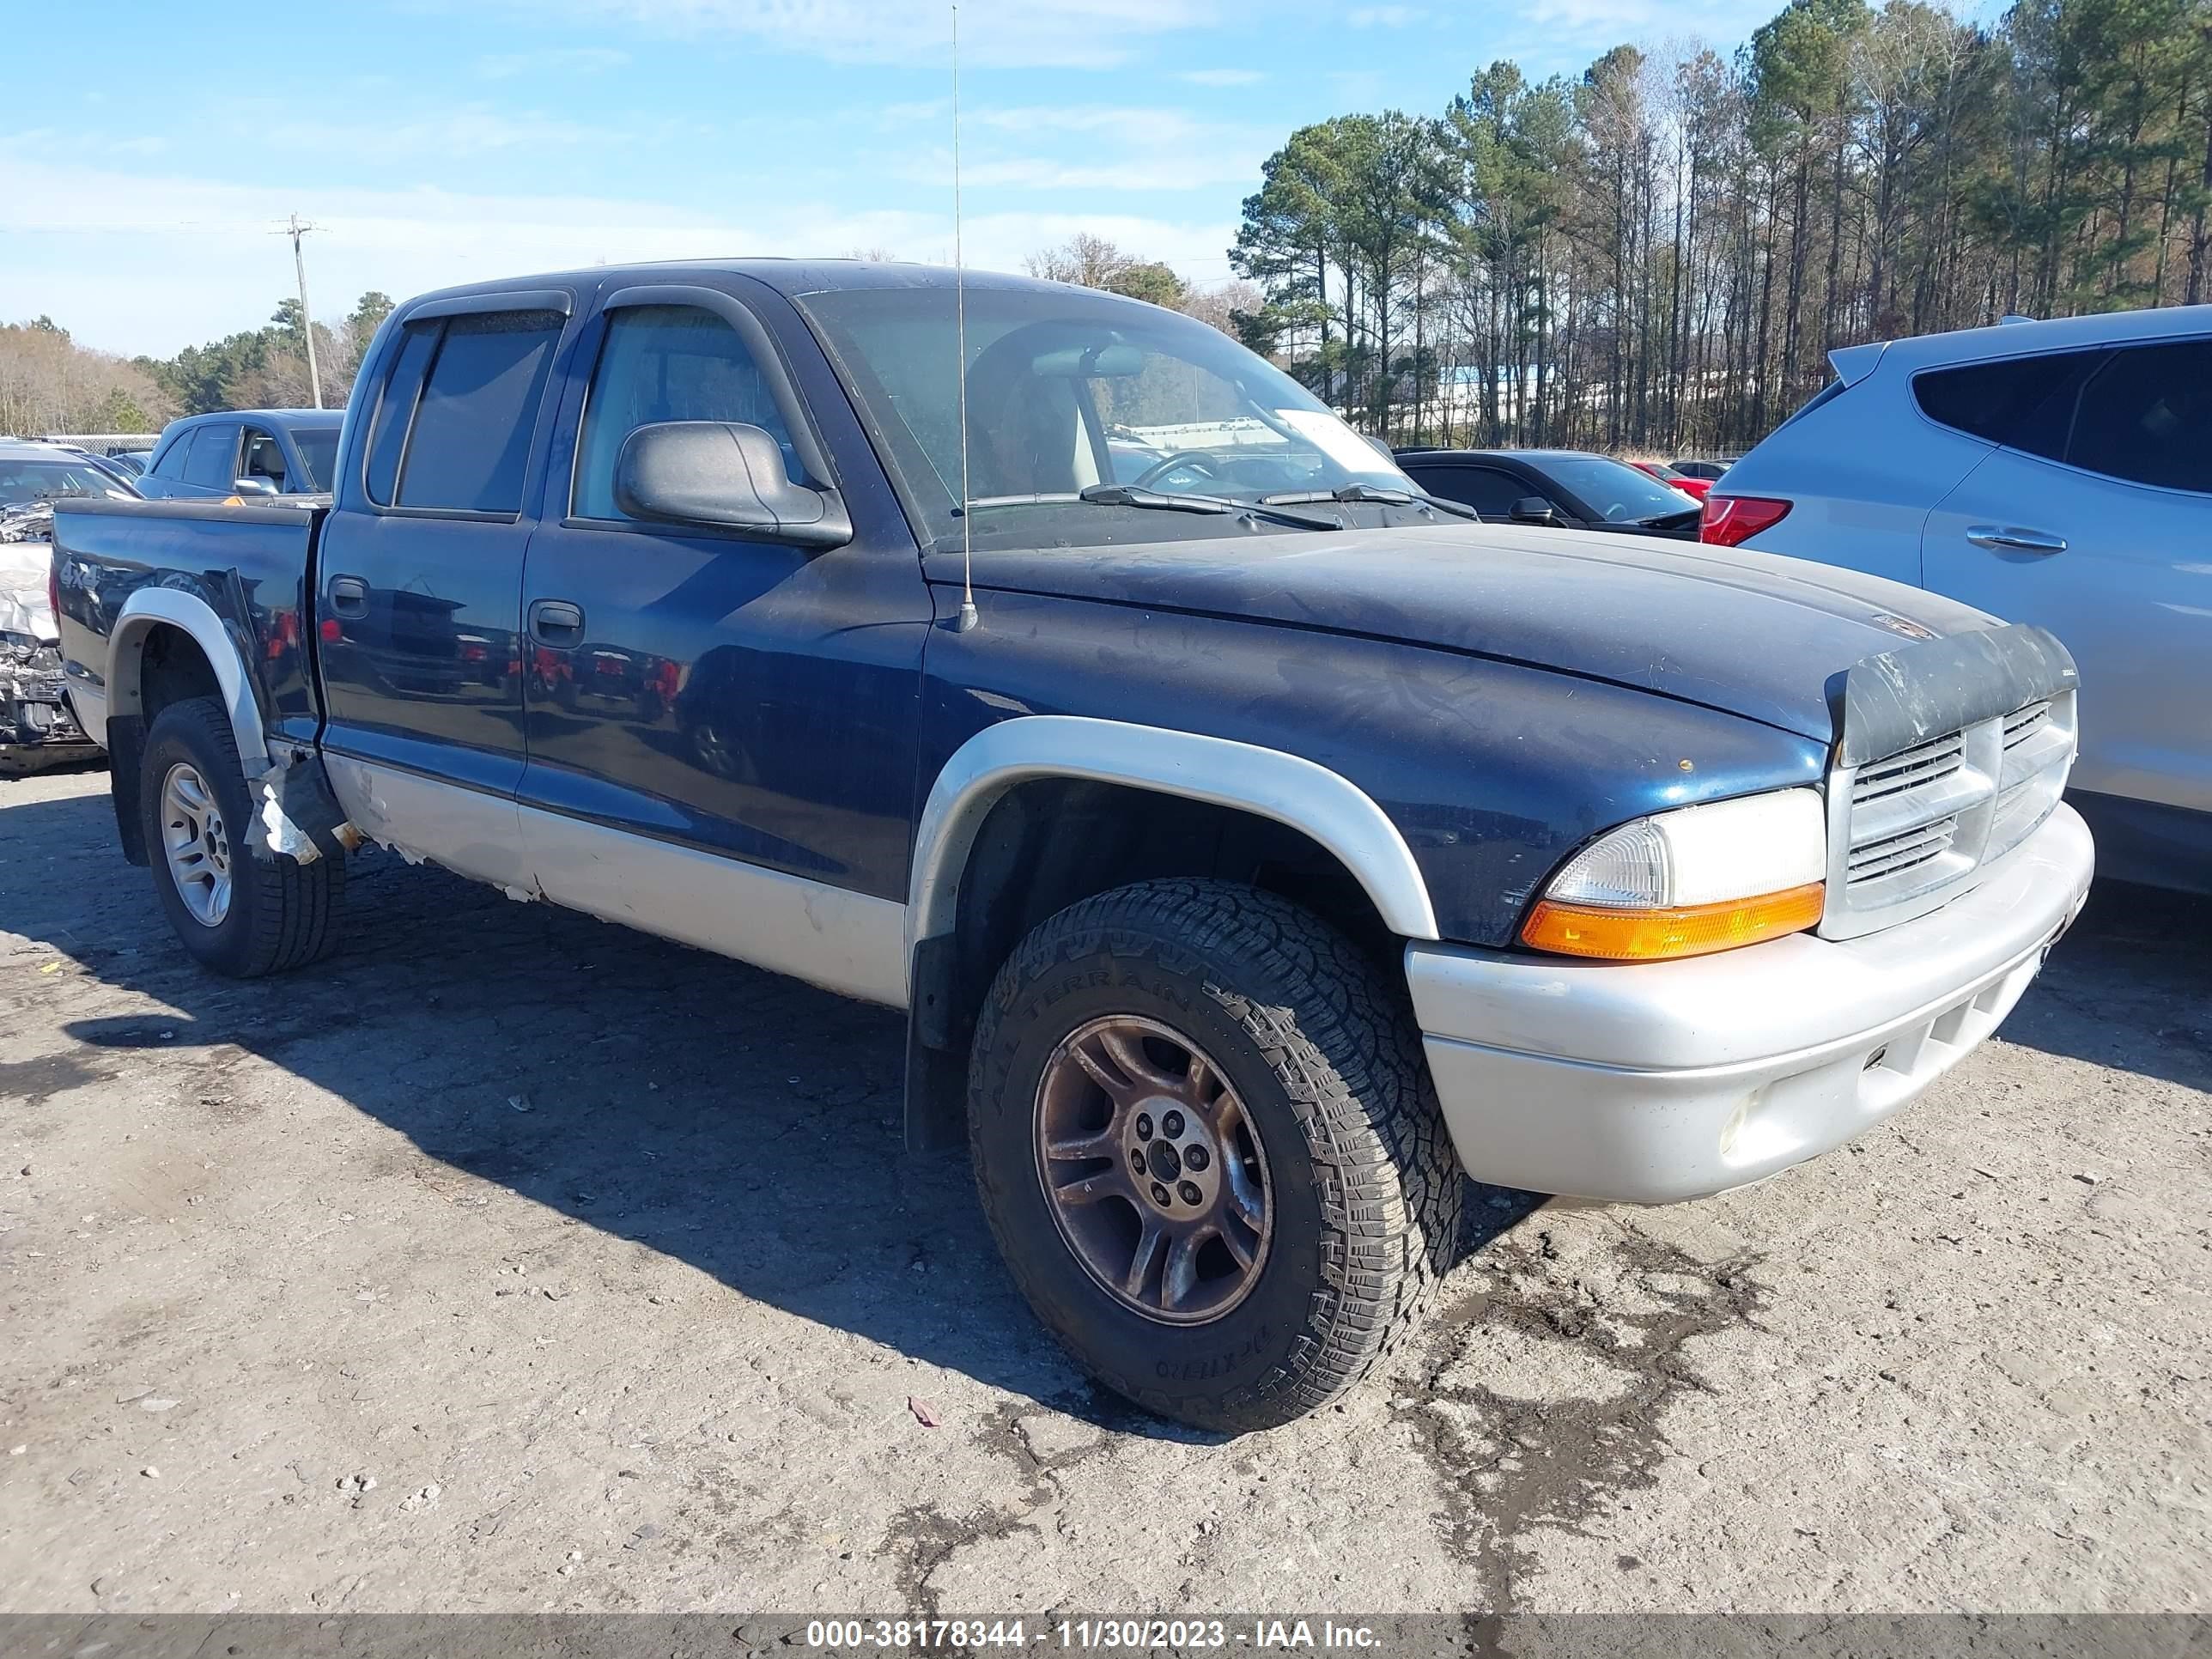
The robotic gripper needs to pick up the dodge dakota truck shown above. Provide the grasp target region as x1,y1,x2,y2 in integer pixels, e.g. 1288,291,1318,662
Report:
51,261,2094,1431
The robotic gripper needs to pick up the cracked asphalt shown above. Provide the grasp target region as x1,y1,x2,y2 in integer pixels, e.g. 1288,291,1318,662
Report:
1,765,2207,1614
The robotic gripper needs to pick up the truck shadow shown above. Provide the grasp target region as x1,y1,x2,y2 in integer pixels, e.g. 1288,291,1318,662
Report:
4,787,1546,1439
1999,877,2212,1093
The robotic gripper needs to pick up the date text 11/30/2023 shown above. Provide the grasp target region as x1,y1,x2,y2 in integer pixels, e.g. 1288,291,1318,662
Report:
801,1619,1382,1650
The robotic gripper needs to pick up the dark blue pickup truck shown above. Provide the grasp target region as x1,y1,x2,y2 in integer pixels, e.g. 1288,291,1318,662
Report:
51,261,2094,1431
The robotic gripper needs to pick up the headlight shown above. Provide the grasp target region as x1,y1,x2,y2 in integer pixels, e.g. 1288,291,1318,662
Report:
1522,788,1826,961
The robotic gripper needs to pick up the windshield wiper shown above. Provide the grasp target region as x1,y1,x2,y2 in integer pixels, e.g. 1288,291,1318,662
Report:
959,485,1341,532
1083,483,1344,529
1261,483,1480,521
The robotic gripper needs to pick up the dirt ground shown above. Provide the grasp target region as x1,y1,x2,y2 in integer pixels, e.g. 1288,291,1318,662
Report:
1,763,2205,1616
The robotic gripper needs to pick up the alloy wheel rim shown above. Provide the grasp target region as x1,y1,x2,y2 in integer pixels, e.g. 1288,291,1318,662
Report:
160,762,234,927
1033,1014,1273,1326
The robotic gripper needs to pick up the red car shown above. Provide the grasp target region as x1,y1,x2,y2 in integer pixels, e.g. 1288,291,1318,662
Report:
1627,459,1711,501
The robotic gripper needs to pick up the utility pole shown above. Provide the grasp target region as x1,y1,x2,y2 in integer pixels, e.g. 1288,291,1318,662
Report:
279,214,324,409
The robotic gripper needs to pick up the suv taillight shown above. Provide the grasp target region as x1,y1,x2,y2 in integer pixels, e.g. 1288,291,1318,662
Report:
1700,494,1791,547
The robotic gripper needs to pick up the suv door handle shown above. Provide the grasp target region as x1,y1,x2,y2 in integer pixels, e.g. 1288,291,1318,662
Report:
529,599,585,644
327,574,369,617
1966,525,2068,555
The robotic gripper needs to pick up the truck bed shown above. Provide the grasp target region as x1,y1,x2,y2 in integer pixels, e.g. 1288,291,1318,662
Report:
54,497,326,749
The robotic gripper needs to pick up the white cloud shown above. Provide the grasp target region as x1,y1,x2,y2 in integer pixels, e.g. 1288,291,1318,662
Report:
478,46,631,77
1512,0,1776,57
258,105,626,159
0,158,1234,356
900,104,1276,191
878,99,950,125
523,0,1226,68
1176,68,1265,86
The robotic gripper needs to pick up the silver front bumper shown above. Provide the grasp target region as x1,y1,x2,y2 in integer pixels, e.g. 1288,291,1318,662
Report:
1407,804,2094,1204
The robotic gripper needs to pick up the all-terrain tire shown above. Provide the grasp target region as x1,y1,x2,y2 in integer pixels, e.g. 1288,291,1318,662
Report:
968,878,1461,1433
139,696,344,977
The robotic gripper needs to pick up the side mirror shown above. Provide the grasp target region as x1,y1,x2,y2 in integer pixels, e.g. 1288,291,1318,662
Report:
615,422,852,551
1510,495,1559,526
230,477,281,498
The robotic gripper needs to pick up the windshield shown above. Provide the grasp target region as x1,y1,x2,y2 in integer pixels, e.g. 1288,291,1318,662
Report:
0,457,134,507
292,427,340,490
1540,455,1698,522
799,283,1414,546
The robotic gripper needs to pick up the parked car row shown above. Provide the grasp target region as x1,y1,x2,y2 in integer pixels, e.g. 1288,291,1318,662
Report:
1627,458,1712,500
1392,447,1705,539
1707,306,2209,893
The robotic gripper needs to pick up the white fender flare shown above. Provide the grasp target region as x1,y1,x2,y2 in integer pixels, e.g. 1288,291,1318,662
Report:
907,715,1441,967
105,588,274,776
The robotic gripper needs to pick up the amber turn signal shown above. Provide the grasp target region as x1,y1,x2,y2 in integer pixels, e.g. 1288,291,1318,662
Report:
1521,882,1826,961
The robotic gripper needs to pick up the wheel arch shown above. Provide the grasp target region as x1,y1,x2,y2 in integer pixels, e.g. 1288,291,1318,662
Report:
908,716,1439,952
900,716,1440,1150
106,589,272,777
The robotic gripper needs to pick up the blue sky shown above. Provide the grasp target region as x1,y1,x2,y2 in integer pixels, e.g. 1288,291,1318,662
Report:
5,0,1785,358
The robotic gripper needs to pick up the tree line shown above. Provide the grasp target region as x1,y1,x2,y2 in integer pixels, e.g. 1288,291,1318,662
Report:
1223,0,2212,455
17,0,2209,465
0,293,393,439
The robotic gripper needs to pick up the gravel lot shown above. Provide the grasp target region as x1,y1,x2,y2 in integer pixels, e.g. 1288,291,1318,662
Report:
1,763,2206,1616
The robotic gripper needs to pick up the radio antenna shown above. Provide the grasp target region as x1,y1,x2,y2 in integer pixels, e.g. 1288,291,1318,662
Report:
951,0,978,632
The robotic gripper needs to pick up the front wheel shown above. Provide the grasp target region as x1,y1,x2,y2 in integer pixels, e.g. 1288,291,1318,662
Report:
139,696,344,978
968,878,1460,1432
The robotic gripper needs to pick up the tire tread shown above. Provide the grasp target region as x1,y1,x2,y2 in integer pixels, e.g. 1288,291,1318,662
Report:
141,697,343,978
969,877,1459,1431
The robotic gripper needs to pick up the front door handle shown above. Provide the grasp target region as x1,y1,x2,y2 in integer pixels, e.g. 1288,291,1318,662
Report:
327,574,369,617
529,599,585,645
1966,525,2068,555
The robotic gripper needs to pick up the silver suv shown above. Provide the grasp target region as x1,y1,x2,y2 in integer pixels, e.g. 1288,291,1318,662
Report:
1711,307,2211,893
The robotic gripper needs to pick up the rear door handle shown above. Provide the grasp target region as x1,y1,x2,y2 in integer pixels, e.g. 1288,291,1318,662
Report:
327,574,369,617
1966,525,2068,554
529,599,585,645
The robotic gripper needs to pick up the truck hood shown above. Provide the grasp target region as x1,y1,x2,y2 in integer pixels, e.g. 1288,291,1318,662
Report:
951,523,1996,743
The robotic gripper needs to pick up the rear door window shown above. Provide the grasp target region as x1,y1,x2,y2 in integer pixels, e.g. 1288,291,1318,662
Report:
393,311,564,513
364,322,441,505
361,309,563,513
2063,339,2212,494
1912,349,2106,460
182,422,241,490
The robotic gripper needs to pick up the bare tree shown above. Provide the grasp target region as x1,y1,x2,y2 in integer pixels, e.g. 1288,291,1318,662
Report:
0,319,173,437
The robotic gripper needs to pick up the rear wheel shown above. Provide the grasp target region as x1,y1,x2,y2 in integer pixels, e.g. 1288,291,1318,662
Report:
139,696,344,977
969,878,1460,1432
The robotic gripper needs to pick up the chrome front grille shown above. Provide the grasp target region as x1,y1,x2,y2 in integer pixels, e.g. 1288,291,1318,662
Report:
2003,700,2051,750
1846,817,1958,884
1852,732,1965,806
1820,688,2076,940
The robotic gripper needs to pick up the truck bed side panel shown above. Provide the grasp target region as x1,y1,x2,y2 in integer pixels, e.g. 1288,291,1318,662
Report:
54,499,321,747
